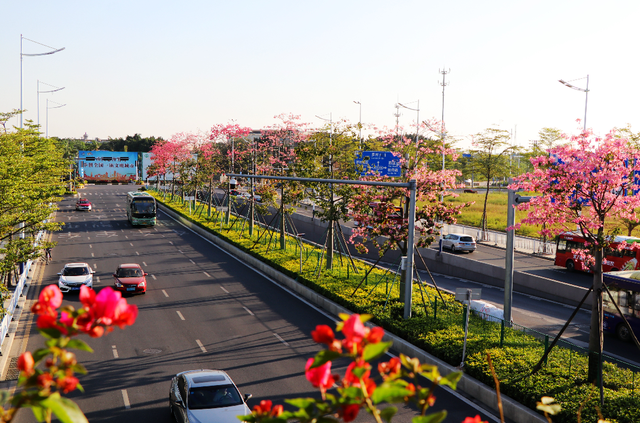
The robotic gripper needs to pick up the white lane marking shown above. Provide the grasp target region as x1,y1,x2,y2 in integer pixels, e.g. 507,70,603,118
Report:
142,262,147,266
203,272,211,278
220,286,229,294
178,250,184,254
169,241,173,245
176,311,185,320
89,244,92,249
189,259,195,264
125,236,129,239
162,289,168,297
91,253,95,257
243,306,254,316
151,274,157,280
273,333,289,346
112,345,119,358
196,339,207,353
94,263,98,269
130,242,134,247
136,251,139,255
121,389,130,409
87,236,90,240
96,276,101,284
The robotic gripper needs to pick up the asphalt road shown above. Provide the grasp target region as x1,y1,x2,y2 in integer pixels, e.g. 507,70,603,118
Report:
13,185,504,423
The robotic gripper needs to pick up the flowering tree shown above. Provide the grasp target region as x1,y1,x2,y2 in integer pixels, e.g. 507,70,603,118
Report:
1,285,137,423
149,135,195,196
509,127,640,384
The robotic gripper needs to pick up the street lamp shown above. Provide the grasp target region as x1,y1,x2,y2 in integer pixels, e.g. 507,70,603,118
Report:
46,99,66,139
559,75,589,131
353,101,362,148
37,80,65,131
20,35,65,128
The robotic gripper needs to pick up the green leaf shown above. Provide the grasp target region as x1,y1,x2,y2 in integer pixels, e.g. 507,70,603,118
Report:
439,371,462,389
39,328,62,339
363,341,392,362
28,404,48,422
418,365,440,382
412,410,447,423
66,339,94,353
371,384,414,404
0,389,11,406
285,397,317,409
32,348,52,364
38,393,89,423
311,350,341,368
380,406,398,422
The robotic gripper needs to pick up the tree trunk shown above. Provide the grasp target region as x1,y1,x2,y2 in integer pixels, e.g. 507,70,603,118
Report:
587,245,604,390
280,185,286,250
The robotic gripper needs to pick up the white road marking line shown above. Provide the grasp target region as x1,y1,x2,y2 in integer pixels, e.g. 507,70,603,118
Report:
273,333,289,346
203,272,211,277
96,276,101,283
243,306,254,316
87,237,90,240
151,274,157,280
169,241,173,245
162,289,168,297
189,259,195,264
94,263,98,269
91,253,94,257
196,339,207,353
220,286,229,293
125,236,129,239
112,345,119,358
176,311,185,320
130,242,134,247
89,244,92,249
142,262,147,266
121,389,131,409
178,250,184,254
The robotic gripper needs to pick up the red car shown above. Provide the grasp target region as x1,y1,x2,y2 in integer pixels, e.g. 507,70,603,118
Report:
75,198,92,211
113,263,148,294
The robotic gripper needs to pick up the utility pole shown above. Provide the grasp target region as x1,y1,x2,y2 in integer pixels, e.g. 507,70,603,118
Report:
439,68,450,175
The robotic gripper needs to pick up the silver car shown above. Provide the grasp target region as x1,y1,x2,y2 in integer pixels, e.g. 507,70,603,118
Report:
442,233,476,253
57,263,95,293
169,370,252,423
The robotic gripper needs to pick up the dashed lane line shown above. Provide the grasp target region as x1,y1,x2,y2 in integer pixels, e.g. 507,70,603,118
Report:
196,339,207,353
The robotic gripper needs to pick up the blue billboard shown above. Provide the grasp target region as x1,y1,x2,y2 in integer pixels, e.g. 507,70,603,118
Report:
355,151,402,177
78,151,138,182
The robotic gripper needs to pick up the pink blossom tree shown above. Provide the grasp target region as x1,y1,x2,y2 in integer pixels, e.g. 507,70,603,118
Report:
509,127,640,384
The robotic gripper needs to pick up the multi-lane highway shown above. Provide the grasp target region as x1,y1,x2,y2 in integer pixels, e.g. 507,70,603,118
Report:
13,185,505,423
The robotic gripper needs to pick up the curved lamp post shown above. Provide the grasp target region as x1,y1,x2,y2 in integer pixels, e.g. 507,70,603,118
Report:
46,99,66,139
38,80,65,130
559,75,589,131
20,35,65,128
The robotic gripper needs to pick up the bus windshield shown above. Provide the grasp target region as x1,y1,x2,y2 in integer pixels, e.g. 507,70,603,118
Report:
132,199,155,214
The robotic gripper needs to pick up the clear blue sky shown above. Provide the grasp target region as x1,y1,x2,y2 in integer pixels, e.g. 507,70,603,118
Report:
2,1,638,150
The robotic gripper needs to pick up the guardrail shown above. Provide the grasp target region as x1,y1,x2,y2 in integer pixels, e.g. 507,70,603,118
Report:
0,231,45,354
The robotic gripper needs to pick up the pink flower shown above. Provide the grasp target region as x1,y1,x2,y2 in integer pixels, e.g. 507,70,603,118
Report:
462,416,487,423
311,325,335,345
342,315,366,344
366,326,384,343
305,358,335,390
31,285,62,317
344,360,371,386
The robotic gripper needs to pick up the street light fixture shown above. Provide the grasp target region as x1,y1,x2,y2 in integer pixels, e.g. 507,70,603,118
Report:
20,35,65,128
46,99,66,139
37,80,65,131
559,75,589,131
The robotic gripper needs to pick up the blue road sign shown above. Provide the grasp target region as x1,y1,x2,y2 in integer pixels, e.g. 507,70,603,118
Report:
355,151,402,177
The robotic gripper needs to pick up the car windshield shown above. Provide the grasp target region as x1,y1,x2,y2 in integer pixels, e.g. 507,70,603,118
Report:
132,199,155,214
188,385,242,410
460,236,474,242
63,267,89,276
117,268,143,277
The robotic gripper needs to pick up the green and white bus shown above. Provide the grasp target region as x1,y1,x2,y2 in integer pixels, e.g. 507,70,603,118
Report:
126,191,157,226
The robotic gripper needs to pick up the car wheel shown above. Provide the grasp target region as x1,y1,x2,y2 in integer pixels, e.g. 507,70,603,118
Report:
451,245,457,253
616,324,631,342
565,260,575,272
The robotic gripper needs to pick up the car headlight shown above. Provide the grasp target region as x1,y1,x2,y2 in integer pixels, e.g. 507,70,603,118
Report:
138,281,145,288
59,278,67,286
84,276,92,285
114,280,123,287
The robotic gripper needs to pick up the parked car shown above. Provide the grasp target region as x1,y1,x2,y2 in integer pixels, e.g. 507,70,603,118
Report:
463,189,477,194
441,233,476,253
57,263,94,293
112,263,147,294
75,198,92,211
169,370,251,423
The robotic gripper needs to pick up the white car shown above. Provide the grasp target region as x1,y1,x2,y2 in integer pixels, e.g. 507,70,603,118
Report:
57,263,95,293
169,369,251,423
441,233,476,253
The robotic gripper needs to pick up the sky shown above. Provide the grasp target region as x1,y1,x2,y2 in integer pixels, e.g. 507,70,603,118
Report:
2,1,639,150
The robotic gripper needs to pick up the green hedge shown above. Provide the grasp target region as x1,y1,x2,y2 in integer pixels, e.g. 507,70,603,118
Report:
152,192,640,423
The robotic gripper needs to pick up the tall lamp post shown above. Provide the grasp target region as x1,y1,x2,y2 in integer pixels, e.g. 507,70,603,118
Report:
315,113,334,269
46,99,66,139
20,35,65,128
559,75,589,131
37,80,65,131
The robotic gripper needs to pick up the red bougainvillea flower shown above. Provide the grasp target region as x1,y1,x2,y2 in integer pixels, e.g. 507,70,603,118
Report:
56,374,79,393
344,360,371,386
37,373,54,389
31,285,63,317
462,416,488,423
36,314,68,335
17,352,34,375
342,314,366,344
253,400,272,414
312,325,335,345
340,404,360,422
378,356,401,379
79,286,138,334
305,358,336,390
366,326,384,344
